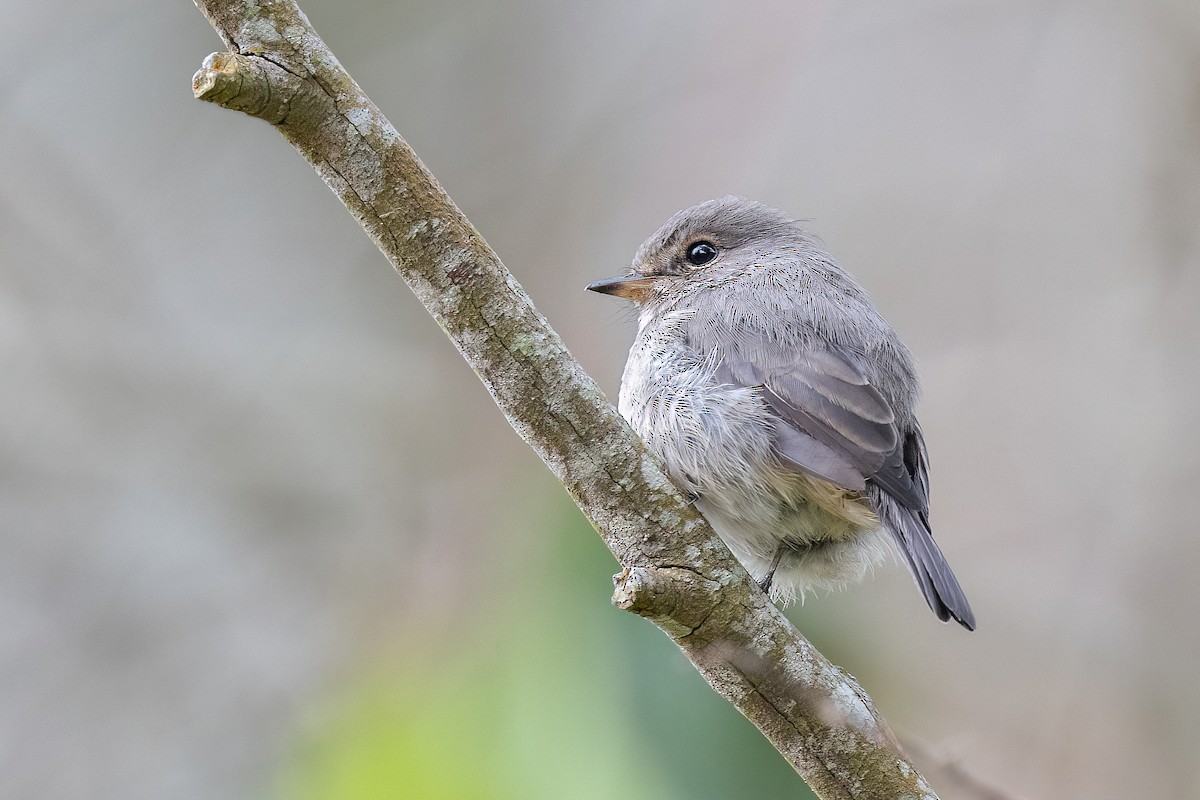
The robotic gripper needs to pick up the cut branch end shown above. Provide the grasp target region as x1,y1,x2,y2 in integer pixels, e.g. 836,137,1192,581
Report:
193,51,310,126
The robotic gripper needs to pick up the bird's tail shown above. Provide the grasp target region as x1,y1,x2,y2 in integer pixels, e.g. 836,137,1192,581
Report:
873,489,976,630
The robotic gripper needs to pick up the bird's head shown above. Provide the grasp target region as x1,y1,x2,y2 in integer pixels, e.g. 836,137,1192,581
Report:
586,196,801,307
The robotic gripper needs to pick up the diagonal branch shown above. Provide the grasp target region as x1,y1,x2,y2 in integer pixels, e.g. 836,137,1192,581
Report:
190,2,939,797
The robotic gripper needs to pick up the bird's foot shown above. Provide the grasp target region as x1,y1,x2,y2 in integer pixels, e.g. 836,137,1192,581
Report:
758,546,786,596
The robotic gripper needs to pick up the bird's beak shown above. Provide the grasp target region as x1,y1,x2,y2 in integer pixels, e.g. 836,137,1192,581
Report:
585,274,659,302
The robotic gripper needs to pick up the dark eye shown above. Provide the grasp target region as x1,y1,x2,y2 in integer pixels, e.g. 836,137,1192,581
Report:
685,241,718,266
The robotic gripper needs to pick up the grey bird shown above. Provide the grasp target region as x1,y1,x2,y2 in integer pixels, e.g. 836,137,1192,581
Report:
587,196,975,630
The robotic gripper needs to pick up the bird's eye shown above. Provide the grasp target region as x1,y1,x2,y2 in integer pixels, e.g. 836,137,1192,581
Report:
685,241,718,266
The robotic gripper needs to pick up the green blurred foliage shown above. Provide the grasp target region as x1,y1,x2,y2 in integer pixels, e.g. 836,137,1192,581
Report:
276,489,815,800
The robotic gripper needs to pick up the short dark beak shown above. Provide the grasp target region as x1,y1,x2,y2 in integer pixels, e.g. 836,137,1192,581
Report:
585,275,658,301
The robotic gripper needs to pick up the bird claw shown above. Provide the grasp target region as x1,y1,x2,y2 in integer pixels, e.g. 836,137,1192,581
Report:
758,546,786,596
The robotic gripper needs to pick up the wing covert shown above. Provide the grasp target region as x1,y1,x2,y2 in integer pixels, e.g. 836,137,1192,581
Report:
701,324,926,511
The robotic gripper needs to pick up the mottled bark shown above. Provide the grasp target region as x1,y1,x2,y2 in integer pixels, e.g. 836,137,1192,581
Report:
190,2,938,796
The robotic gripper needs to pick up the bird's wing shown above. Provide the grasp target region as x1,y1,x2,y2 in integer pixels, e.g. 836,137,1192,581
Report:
695,324,976,629
708,335,926,510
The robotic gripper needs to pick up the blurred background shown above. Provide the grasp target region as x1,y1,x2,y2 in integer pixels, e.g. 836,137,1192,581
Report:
3,0,1198,798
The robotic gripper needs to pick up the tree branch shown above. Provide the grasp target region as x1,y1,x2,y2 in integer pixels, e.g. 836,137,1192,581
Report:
190,2,939,797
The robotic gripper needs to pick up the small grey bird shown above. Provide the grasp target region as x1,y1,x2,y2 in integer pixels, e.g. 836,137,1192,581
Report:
587,196,974,629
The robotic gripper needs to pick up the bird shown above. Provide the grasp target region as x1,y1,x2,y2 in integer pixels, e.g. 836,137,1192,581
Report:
587,196,975,629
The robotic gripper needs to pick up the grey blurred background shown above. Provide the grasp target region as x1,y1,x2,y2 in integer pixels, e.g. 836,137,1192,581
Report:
3,1,1199,798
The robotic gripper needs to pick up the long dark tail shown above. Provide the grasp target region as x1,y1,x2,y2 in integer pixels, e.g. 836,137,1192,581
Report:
873,488,976,630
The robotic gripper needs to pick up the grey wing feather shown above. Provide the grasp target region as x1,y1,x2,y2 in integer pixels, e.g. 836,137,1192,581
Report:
716,344,924,508
766,373,896,451
712,359,867,491
771,420,866,491
698,323,976,630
